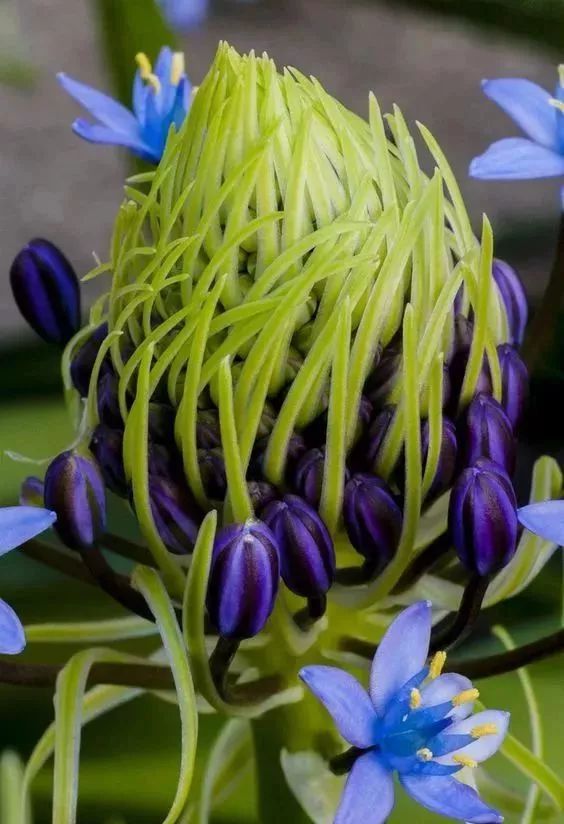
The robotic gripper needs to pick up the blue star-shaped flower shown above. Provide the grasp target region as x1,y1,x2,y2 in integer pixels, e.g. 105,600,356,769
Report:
300,601,509,823
470,68,564,180
58,47,192,165
0,506,56,654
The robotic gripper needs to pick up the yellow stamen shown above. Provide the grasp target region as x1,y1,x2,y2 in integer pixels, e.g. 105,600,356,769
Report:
171,53,185,86
471,723,498,739
452,688,479,707
409,688,422,710
453,754,478,769
416,748,433,762
549,97,564,114
429,651,447,680
135,52,161,94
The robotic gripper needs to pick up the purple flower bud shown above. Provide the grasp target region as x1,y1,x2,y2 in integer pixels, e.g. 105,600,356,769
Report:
497,343,529,431
10,238,81,345
365,343,401,407
448,462,518,576
148,402,176,444
448,315,492,411
148,442,184,481
70,323,110,397
473,457,517,507
343,473,403,572
248,481,278,513
206,521,280,639
44,450,106,551
421,417,457,502
493,258,528,347
366,406,396,469
355,395,374,441
262,495,335,598
89,425,128,497
19,476,44,507
198,449,227,500
97,371,123,429
250,432,307,482
293,447,350,509
148,475,202,554
196,410,221,450
461,393,516,475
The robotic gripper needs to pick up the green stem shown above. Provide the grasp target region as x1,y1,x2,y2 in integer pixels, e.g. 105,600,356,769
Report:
523,209,564,373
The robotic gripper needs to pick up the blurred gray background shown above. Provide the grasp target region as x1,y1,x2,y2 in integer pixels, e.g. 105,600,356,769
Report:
0,0,559,343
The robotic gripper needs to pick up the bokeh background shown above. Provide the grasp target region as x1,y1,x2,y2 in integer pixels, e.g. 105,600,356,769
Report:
1,0,564,821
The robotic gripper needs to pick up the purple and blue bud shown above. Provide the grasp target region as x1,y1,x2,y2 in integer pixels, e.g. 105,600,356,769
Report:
343,473,403,574
10,238,81,346
198,449,227,501
460,393,516,475
262,495,335,598
448,459,518,576
89,425,128,498
247,481,278,513
96,370,123,429
206,521,280,639
493,259,528,347
421,417,458,502
44,450,106,551
497,343,529,430
148,475,202,554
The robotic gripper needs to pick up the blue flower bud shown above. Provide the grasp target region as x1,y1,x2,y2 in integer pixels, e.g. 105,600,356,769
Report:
196,410,221,450
44,450,106,551
262,495,335,598
148,402,176,444
448,461,518,576
365,405,396,469
19,476,45,507
343,473,403,573
10,238,81,345
70,323,109,397
497,343,529,431
461,393,516,475
206,521,280,639
89,425,128,497
97,371,123,429
421,416,457,502
493,258,528,347
293,447,350,509
148,475,202,554
198,449,227,501
247,481,278,512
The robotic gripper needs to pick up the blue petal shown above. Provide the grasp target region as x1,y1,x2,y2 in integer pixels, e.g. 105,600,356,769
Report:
421,673,475,720
154,47,174,86
0,599,26,655
160,0,208,31
299,666,377,748
400,774,503,822
482,78,558,150
435,710,510,766
0,506,56,557
470,137,564,180
57,73,139,134
335,751,394,824
370,601,432,716
518,500,564,544
72,119,158,164
132,71,148,124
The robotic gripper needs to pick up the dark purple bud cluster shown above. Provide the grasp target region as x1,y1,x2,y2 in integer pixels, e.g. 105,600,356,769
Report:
10,239,81,346
343,474,403,575
44,450,106,551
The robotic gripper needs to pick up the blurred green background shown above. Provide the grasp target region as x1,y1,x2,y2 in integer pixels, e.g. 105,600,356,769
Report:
3,0,564,821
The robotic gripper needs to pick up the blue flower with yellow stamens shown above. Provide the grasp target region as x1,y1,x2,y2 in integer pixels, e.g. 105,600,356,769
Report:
58,47,192,164
0,506,57,654
300,602,509,823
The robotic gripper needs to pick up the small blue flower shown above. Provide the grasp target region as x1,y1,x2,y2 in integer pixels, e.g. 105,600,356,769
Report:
158,0,208,31
518,499,564,544
470,68,564,180
300,601,509,823
58,47,192,164
0,506,56,654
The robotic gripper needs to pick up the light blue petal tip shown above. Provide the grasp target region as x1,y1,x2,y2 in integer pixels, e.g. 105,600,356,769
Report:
0,506,56,557
0,599,26,655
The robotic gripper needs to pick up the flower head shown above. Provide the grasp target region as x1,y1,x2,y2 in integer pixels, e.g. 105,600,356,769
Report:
0,506,57,654
300,602,509,823
470,69,564,181
58,47,192,164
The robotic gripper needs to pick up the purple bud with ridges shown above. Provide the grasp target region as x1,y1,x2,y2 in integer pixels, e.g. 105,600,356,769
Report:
448,315,492,411
461,393,516,475
262,494,335,598
206,520,280,639
473,457,517,507
19,476,45,507
97,371,123,429
70,323,110,397
343,473,403,572
198,449,227,500
294,448,325,508
148,475,202,554
365,343,401,407
421,417,457,502
10,238,81,345
44,450,106,551
448,462,518,576
247,481,278,512
89,425,128,497
366,406,395,469
497,343,529,431
493,258,528,347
